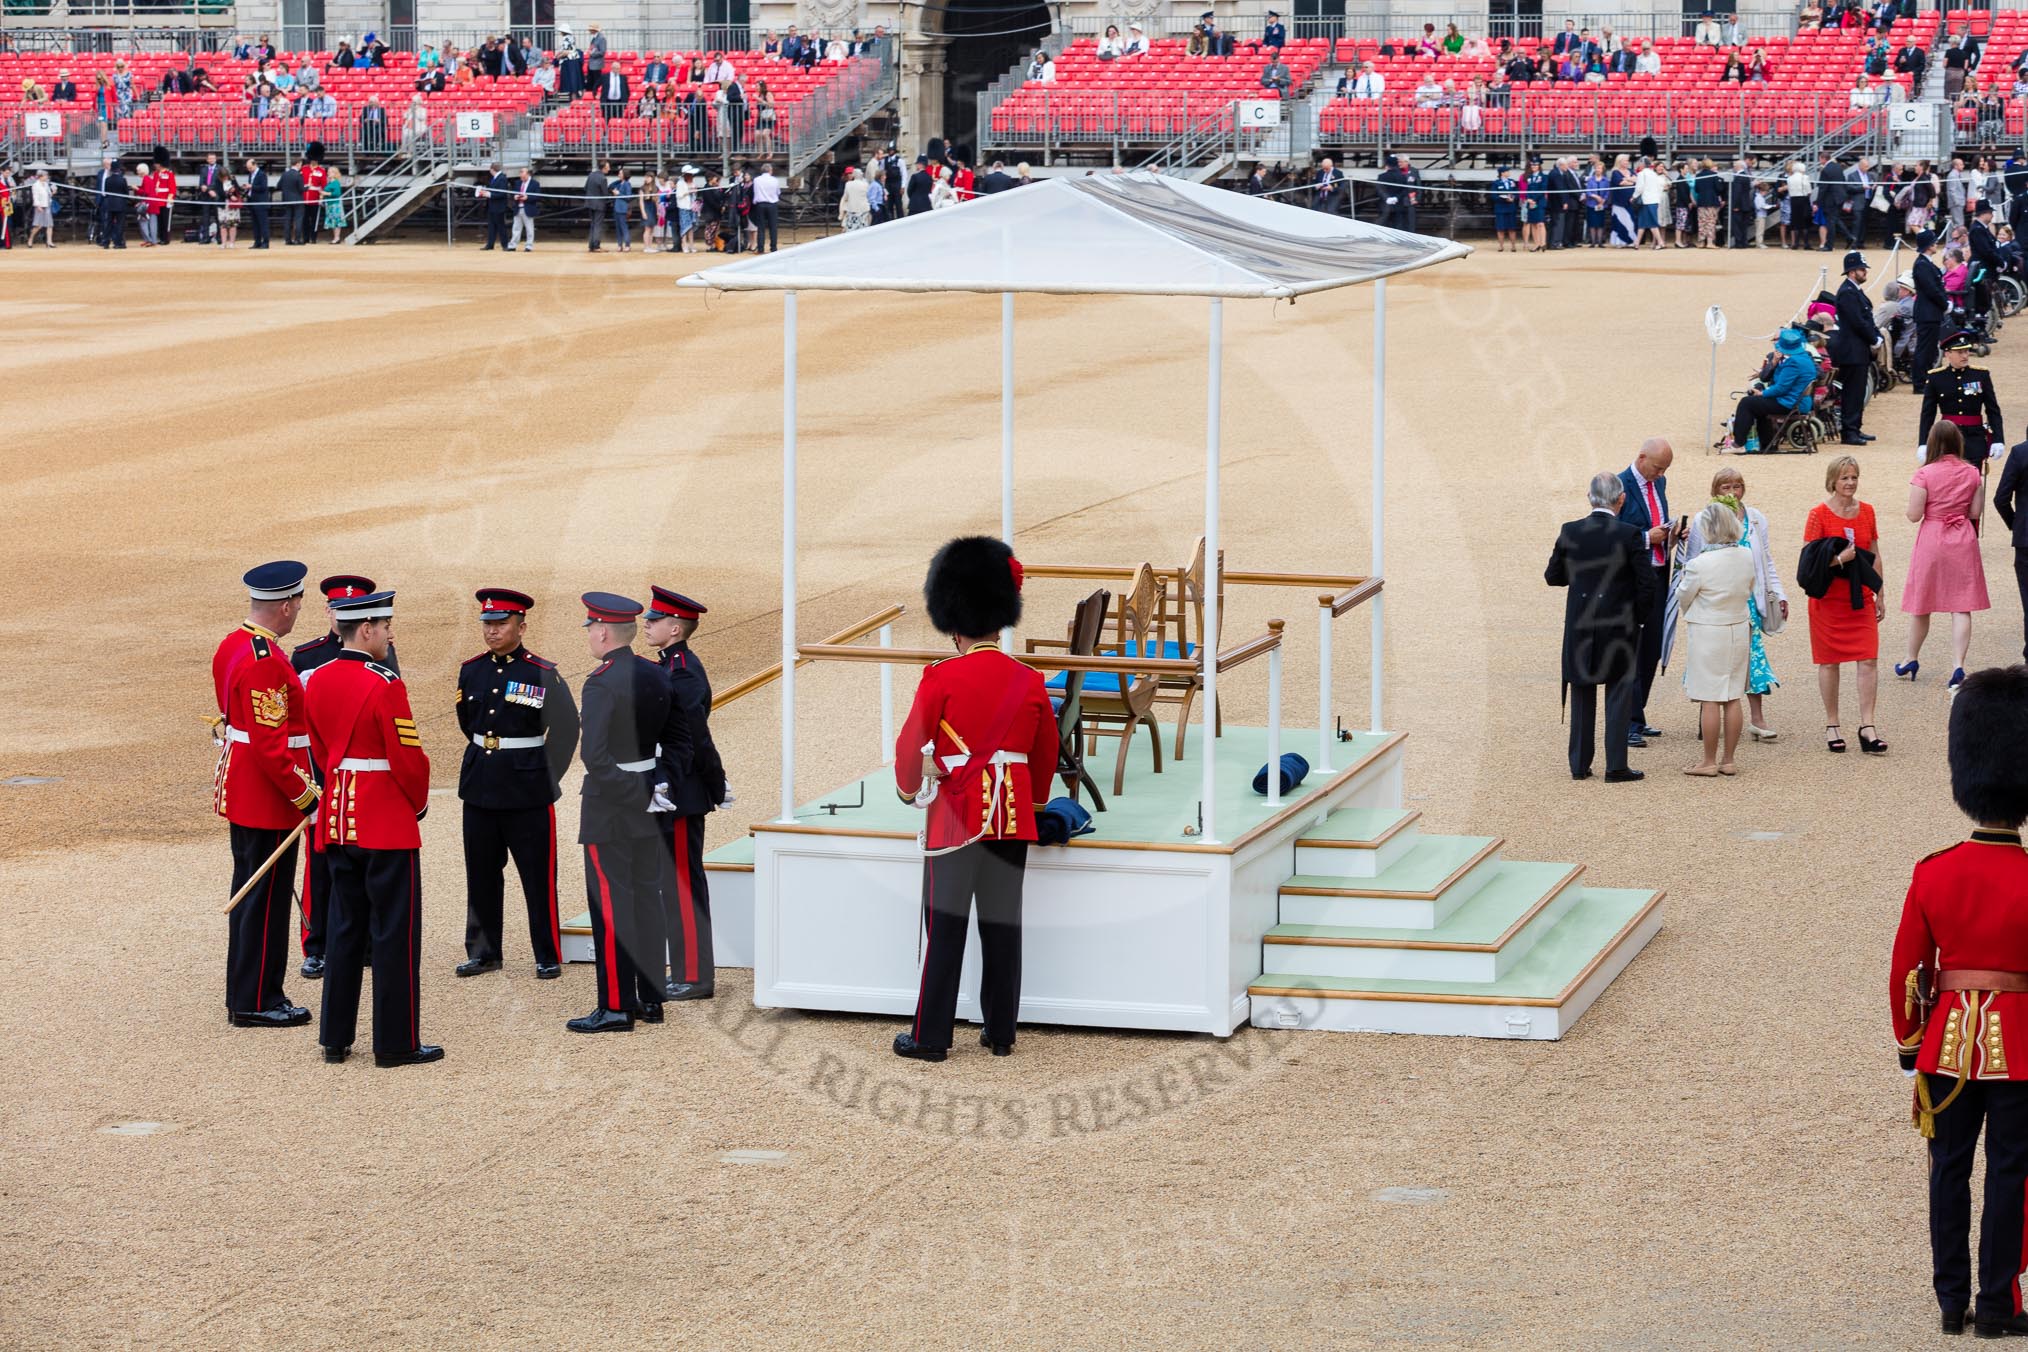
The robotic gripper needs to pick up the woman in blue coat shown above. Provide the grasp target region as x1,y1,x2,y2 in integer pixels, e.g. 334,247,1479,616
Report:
1491,164,1520,251
1607,152,1637,247
1521,158,1548,251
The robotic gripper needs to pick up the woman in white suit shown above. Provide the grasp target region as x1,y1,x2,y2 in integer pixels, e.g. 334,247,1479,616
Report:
1677,502,1759,777
1680,466,1790,740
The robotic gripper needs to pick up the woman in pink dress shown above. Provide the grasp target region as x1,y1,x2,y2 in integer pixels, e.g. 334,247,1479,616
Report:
1896,422,1990,690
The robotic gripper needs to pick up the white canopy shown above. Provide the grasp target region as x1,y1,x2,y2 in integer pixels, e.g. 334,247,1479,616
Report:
676,171,1472,299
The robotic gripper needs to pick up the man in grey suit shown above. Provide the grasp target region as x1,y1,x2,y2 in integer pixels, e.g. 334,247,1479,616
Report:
587,24,608,83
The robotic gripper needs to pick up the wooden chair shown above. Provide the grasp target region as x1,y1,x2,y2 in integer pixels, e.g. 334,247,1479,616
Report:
1076,563,1166,796
1026,587,1110,810
1149,537,1272,760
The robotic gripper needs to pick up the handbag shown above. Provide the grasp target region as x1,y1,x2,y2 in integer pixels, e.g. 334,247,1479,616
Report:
1872,186,1891,212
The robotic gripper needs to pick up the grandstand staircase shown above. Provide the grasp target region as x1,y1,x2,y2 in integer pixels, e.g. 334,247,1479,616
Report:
345,161,449,244
1247,806,1664,1039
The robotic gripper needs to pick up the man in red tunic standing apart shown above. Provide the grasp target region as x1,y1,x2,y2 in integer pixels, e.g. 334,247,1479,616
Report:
892,536,1059,1063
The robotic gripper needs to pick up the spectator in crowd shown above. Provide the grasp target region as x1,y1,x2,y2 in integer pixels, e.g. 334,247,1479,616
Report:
1723,13,1747,45
930,163,958,210
583,160,608,251
1725,326,1815,453
1677,502,1758,776
1898,423,1991,688
1780,159,1809,248
1098,24,1125,59
1632,41,1661,76
1583,156,1610,247
907,155,934,215
1522,157,1549,249
599,64,629,119
50,69,75,101
839,166,872,230
1122,24,1149,56
508,165,538,252
532,56,557,96
1851,73,1880,108
358,95,387,152
321,166,345,243
751,162,781,251
1688,467,1790,740
1694,158,1724,246
1462,32,1491,59
219,175,242,247
980,159,1016,194
586,24,608,84
1630,160,1662,252
609,166,634,251
1413,72,1443,106
1552,19,1580,54
1695,10,1724,44
1729,155,1758,246
1348,62,1383,98
1416,22,1441,58
1438,21,1464,53
1262,53,1293,95
111,60,133,118
1804,456,1887,754
1948,155,1971,231
418,42,441,70
1618,438,1678,742
704,51,737,84
1897,37,1928,79
24,168,53,248
1945,24,1981,97
1312,157,1346,215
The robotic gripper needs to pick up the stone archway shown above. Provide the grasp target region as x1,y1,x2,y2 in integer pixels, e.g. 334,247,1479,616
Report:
900,0,1052,156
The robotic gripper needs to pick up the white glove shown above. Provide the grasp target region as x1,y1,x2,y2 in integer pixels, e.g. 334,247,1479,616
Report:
649,782,676,812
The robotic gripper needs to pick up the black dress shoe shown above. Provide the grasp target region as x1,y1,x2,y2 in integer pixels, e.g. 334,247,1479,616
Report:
1943,1309,1968,1335
893,1032,947,1062
1604,768,1646,783
567,1009,634,1034
638,1002,664,1023
1637,725,1663,737
300,955,325,979
1626,732,1647,748
1975,1312,2028,1338
978,1031,1013,1056
322,1045,350,1064
1571,769,1593,781
1840,436,1869,446
535,963,561,979
1858,432,1877,442
666,981,715,1001
454,958,502,978
229,1006,311,1028
374,1044,445,1068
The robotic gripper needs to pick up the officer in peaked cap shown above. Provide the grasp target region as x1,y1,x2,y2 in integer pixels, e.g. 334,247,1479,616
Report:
302,588,440,1067
213,560,318,1028
1920,330,2005,467
290,574,398,979
454,588,581,980
568,592,681,1034
643,585,727,1000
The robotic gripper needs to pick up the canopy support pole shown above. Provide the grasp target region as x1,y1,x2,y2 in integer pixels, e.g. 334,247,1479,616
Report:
1370,277,1387,735
1202,298,1223,845
779,290,799,824
1001,290,1016,653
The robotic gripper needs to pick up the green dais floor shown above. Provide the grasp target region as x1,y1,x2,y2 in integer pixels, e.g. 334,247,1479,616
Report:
1267,860,1581,947
1283,833,1497,896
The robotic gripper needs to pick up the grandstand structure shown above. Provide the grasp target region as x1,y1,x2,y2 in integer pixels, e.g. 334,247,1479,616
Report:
1,3,2027,228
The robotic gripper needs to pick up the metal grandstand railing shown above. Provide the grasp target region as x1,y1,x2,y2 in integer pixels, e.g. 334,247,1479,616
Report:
1061,10,1809,45
0,22,805,54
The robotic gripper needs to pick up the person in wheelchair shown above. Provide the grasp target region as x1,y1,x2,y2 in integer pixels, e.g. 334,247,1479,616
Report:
1881,276,1919,377
1722,326,1818,453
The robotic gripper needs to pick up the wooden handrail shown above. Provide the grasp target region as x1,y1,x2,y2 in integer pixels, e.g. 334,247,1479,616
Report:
797,642,1199,676
711,604,906,711
1023,562,1373,592
1320,578,1385,619
1215,621,1285,673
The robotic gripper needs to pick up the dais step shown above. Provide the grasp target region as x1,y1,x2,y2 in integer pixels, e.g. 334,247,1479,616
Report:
1248,888,1664,1040
1278,834,1502,930
1263,861,1585,983
1292,806,1422,878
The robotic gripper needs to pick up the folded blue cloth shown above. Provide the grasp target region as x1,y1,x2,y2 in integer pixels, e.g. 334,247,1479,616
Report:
1252,752,1309,796
1035,796,1096,846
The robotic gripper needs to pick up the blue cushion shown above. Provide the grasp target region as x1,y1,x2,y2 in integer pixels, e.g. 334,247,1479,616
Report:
1046,670,1124,695
1043,640,1195,695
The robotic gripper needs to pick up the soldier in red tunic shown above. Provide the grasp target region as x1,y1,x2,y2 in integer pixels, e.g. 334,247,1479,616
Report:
1891,665,2028,1337
303,589,440,1067
891,537,1059,1063
212,560,319,1028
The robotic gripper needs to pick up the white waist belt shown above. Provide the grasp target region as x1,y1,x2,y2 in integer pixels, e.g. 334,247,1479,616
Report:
616,757,656,772
939,750,1028,771
225,724,311,749
473,733,546,749
335,757,391,771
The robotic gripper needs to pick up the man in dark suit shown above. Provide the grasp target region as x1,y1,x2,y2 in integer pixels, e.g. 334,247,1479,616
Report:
1970,201,2006,320
1313,157,1347,216
599,67,629,119
1913,229,1948,393
101,161,130,248
979,160,1016,194
643,52,671,85
278,159,304,244
94,155,117,246
1375,157,1413,229
481,162,512,250
1727,156,1755,248
1616,438,1678,744
906,155,934,215
1547,473,1654,781
245,157,271,248
1996,441,2028,662
1816,155,1846,252
196,152,223,244
1830,252,1883,445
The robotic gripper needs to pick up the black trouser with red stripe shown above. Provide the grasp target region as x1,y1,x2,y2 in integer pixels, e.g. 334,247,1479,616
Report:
656,813,715,989
226,823,301,1014
320,844,423,1056
462,803,561,967
912,840,1027,1053
1929,1075,2028,1320
582,838,661,1014
300,839,330,960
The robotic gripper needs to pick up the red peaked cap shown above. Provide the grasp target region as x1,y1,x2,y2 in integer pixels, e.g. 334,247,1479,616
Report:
581,591,644,625
646,586,708,621
320,574,377,600
475,587,533,618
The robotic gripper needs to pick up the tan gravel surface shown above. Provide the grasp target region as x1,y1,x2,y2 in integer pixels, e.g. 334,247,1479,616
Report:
0,240,2005,1348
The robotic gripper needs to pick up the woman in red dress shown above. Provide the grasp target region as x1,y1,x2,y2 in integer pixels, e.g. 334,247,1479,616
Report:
1804,454,1890,755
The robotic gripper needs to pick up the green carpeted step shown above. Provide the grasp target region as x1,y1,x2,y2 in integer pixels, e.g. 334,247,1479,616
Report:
1296,806,1420,848
1282,834,1500,898
707,835,755,869
1266,861,1583,950
1251,887,1660,1004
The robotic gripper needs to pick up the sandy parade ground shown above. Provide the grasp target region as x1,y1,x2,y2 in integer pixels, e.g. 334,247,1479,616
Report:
0,233,2020,1348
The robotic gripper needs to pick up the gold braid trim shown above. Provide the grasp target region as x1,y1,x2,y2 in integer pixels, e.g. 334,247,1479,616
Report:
1915,1071,1971,1140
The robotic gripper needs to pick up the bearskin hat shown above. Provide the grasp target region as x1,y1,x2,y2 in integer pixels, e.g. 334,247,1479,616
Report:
1949,666,2028,828
924,535,1022,638
305,140,327,164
